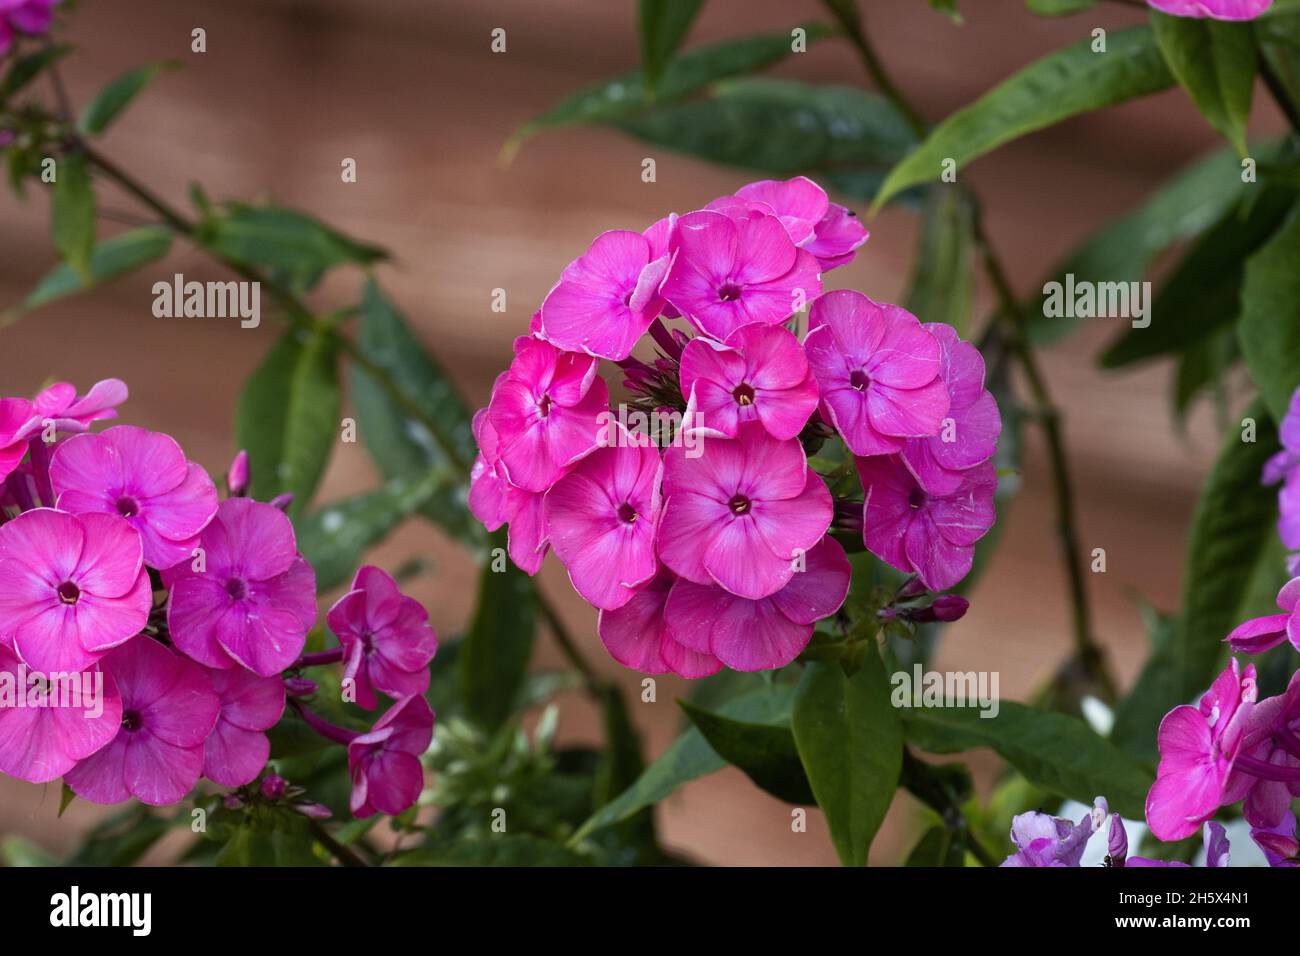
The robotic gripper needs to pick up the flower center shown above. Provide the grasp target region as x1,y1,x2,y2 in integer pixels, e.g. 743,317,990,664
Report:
537,394,553,418
908,487,927,510
850,368,872,391
732,383,756,406
728,494,752,516
226,578,248,600
617,502,638,524
56,581,81,604
121,710,143,732
115,496,140,518
718,283,743,303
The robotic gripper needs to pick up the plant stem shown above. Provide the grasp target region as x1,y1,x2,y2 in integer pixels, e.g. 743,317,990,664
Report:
307,819,368,867
835,4,1117,703
1260,55,1300,139
536,585,608,695
899,750,998,866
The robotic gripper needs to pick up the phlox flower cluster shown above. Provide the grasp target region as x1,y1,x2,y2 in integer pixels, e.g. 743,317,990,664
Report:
0,380,436,819
469,176,1002,676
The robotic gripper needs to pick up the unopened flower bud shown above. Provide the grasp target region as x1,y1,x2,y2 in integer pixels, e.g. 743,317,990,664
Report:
283,676,318,697
268,492,294,511
227,450,249,496
260,774,287,801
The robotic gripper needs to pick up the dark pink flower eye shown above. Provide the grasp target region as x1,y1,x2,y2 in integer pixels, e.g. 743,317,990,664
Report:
115,495,140,518
225,578,247,600
732,383,755,406
617,502,638,524
717,282,742,302
56,580,81,604
727,494,752,516
120,710,143,732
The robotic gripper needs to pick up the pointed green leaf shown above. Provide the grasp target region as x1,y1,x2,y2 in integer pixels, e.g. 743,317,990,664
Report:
51,150,96,280
679,698,814,804
11,226,172,318
202,203,386,286
1151,12,1256,156
638,0,705,94
1239,201,1300,421
904,187,975,335
873,26,1172,209
79,61,180,135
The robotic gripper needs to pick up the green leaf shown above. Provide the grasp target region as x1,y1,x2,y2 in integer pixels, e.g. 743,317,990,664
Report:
679,698,815,804
926,0,963,23
395,835,590,866
506,26,828,156
1151,13,1256,156
0,836,57,867
638,0,705,95
570,682,797,843
614,77,916,201
792,653,902,867
1112,401,1283,761
0,44,72,102
458,528,536,731
235,326,341,518
905,825,967,866
903,702,1151,819
1026,0,1097,15
66,806,173,866
1173,325,1238,421
79,61,179,135
296,470,454,592
1029,144,1263,345
1239,202,1300,422
202,203,386,286
1099,185,1295,368
904,187,975,335
349,280,480,547
10,226,172,318
873,26,1172,209
51,150,96,280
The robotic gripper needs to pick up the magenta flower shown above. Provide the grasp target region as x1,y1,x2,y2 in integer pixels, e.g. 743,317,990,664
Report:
1261,387,1300,486
165,498,317,677
1227,672,1300,830
49,425,218,569
0,0,58,55
16,378,127,441
1251,812,1298,867
1000,803,1101,867
1116,817,1230,868
544,441,661,611
804,291,950,457
0,396,34,483
596,565,722,677
65,637,220,806
468,407,551,574
660,209,822,342
717,177,868,271
1146,660,1257,842
900,323,1001,495
348,694,434,819
659,422,832,600
678,323,819,441
1224,577,1300,654
0,646,121,784
0,508,150,673
487,338,609,493
1147,0,1271,21
857,454,996,591
203,666,285,787
664,536,850,671
539,229,670,361
326,565,438,710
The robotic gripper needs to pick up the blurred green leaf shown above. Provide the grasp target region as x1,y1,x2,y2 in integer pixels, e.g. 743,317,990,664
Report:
904,187,975,335
1099,185,1295,368
0,836,57,867
296,470,455,592
66,806,173,866
570,682,797,843
51,150,95,280
1029,144,1262,345
395,834,590,866
0,44,71,101
9,225,172,319
904,701,1151,819
905,825,967,866
349,279,480,547
202,203,385,287
1151,13,1255,156
1239,202,1300,421
79,61,179,135
680,698,815,804
505,25,830,157
793,653,901,866
1173,325,1238,422
874,26,1172,209
235,325,341,518
1025,0,1097,14
638,0,705,95
614,77,916,201
1110,401,1282,761
459,528,536,731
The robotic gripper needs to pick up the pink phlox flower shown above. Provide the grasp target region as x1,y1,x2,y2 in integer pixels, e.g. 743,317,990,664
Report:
348,694,434,819
327,565,438,709
49,425,218,569
1147,0,1272,21
678,322,818,442
468,406,552,574
1251,811,1298,867
1226,671,1300,830
714,177,868,271
65,636,220,806
804,291,949,456
0,508,150,673
659,421,832,600
857,454,996,591
0,396,34,483
596,564,722,678
202,666,285,787
1000,802,1100,867
164,498,317,677
16,378,127,441
1224,576,1300,655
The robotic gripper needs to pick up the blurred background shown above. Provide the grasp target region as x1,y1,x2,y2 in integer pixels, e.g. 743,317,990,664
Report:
0,0,1289,865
